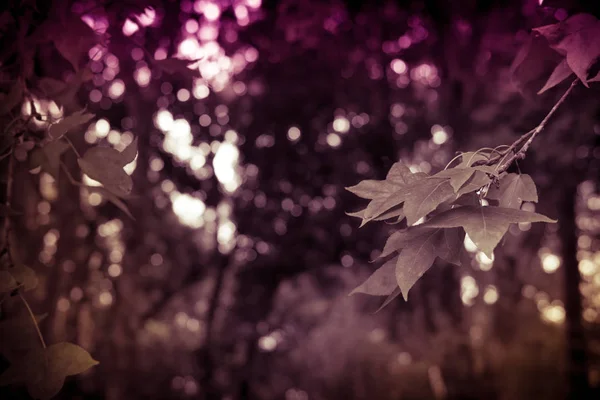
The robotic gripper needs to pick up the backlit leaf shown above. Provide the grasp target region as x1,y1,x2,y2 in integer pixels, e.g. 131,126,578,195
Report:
486,173,538,209
0,342,98,400
78,147,134,197
350,256,398,296
119,137,138,166
418,205,555,257
48,110,95,140
386,161,426,184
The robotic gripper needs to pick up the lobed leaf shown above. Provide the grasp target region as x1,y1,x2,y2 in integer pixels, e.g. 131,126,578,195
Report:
418,205,555,257
534,13,600,86
538,59,574,94
48,110,95,140
87,186,135,220
0,343,98,400
486,173,538,209
345,180,402,200
374,287,402,313
403,179,456,225
350,256,398,296
386,161,426,185
455,170,491,197
395,231,438,300
78,146,135,197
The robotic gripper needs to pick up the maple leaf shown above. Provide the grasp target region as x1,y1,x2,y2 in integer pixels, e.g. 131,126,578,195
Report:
77,139,138,198
486,173,538,209
534,13,600,86
349,256,398,296
355,227,465,302
418,205,555,257
0,343,98,400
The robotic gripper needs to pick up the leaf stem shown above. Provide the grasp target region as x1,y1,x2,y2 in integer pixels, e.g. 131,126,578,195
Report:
64,136,82,159
18,292,47,349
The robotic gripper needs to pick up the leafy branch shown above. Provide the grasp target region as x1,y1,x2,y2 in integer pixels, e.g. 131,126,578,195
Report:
346,13,599,308
473,78,579,175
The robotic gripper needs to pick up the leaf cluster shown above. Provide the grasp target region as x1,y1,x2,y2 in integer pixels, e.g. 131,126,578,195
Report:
346,152,554,306
513,13,600,94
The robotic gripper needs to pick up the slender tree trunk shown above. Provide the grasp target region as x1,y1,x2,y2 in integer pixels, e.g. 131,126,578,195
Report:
558,179,590,398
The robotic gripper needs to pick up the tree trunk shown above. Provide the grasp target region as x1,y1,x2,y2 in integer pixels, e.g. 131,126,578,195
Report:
558,179,590,398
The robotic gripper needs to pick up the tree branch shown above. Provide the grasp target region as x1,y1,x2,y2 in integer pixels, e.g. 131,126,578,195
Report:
473,78,579,174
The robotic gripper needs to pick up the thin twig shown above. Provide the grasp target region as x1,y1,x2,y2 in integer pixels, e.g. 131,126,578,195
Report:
64,136,82,159
3,148,15,252
18,292,47,349
473,78,579,174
